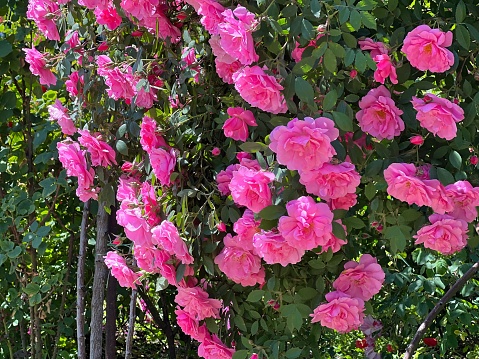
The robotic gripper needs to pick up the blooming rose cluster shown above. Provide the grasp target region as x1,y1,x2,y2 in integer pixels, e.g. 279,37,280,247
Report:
311,255,385,333
359,38,397,84
47,100,76,136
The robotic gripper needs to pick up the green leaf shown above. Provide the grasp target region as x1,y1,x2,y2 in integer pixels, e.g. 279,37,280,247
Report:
116,140,128,155
328,43,345,58
400,209,422,222
339,7,350,24
323,48,337,73
310,0,321,17
0,40,12,57
449,150,462,169
7,246,22,259
332,221,346,239
349,10,362,30
234,315,247,331
24,283,40,296
239,142,268,153
355,51,367,73
298,287,318,301
39,177,57,197
356,0,377,10
436,167,455,185
301,18,314,40
361,11,376,30
365,159,383,176
331,111,353,131
232,351,249,359
342,33,357,48
343,216,365,230
388,0,398,11
258,205,286,220
295,77,315,104
365,182,376,200
322,90,337,111
456,24,470,50
246,290,264,302
383,225,409,254
455,0,466,23
285,348,303,359
293,56,317,74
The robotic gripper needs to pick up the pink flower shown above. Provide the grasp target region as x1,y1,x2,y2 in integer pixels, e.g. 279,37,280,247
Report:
411,94,464,140
299,162,361,200
215,59,242,84
373,54,398,84
116,204,154,246
104,251,142,289
414,214,468,255
175,308,209,342
65,71,84,98
175,286,222,321
209,35,237,64
26,0,60,41
198,334,235,359
215,238,265,286
104,67,136,101
402,25,454,73
310,291,365,333
229,166,275,213
216,222,227,232
77,129,117,167
410,135,424,145
78,0,110,10
218,6,258,65
278,196,334,252
139,8,181,43
328,193,358,210
48,100,76,135
471,156,478,165
384,163,453,212
140,116,167,153
333,254,385,301
253,229,304,266
23,47,57,86
141,181,161,226
134,244,167,274
94,6,123,31
233,66,287,114
117,175,140,202
321,220,348,253
269,117,339,171
151,220,194,265
358,38,389,58
198,0,225,34
57,140,95,191
120,0,157,21
149,148,176,186
445,181,479,222
211,147,221,156
356,85,404,140
222,107,257,141
232,209,261,251
216,164,239,196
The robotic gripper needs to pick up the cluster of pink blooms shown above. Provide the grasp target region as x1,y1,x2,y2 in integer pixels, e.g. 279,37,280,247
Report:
359,38,397,85
384,162,479,254
185,0,287,114
311,254,385,333
222,107,257,142
57,130,116,202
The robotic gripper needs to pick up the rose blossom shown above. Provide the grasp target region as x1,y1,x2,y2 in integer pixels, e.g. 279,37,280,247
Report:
175,286,222,321
229,166,275,213
198,0,225,34
149,147,176,186
215,234,265,286
26,0,60,41
253,229,304,266
414,214,468,255
140,116,167,153
215,59,242,84
175,308,208,342
120,0,157,21
77,129,117,167
278,196,334,251
233,66,287,114
356,85,404,140
402,25,454,73
198,334,235,359
358,38,389,58
269,117,339,171
23,47,57,86
65,71,84,97
47,100,76,135
232,209,261,251
411,94,464,140
94,5,123,31
151,220,194,265
321,220,348,253
410,135,424,145
116,204,154,247
216,164,239,196
310,291,365,333
445,181,479,222
222,107,257,141
332,254,385,301
211,147,221,156
373,54,398,84
328,193,358,210
104,251,142,289
299,162,360,200
57,140,95,191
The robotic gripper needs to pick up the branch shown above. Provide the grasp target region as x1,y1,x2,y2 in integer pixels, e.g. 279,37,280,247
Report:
77,201,90,359
125,289,137,359
404,260,479,359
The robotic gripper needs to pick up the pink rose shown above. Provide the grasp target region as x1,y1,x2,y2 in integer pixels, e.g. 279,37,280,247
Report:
94,5,123,31
402,25,454,73
149,148,176,186
77,129,117,167
218,6,258,65
233,66,287,114
356,85,404,140
78,0,110,9
411,94,464,140
65,71,84,98
253,229,304,266
328,193,358,211
175,308,209,342
23,47,57,86
373,54,398,84
215,234,265,286
104,251,142,289
222,107,257,142
141,181,161,226
332,254,385,301
116,175,140,202
358,38,389,58
140,116,167,153
139,9,181,43
299,162,360,200
410,135,424,145
445,181,479,222
209,35,237,64
134,245,168,274
116,203,154,247
57,140,95,192
120,0,157,21
321,220,348,253
26,0,60,41
232,209,261,251
175,286,222,321
216,164,239,196
414,214,468,255
48,100,76,136
198,334,235,359
229,166,275,213
211,147,221,156
214,59,243,84
311,291,365,333
278,196,334,251
198,0,225,34
151,220,194,265
269,117,339,171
